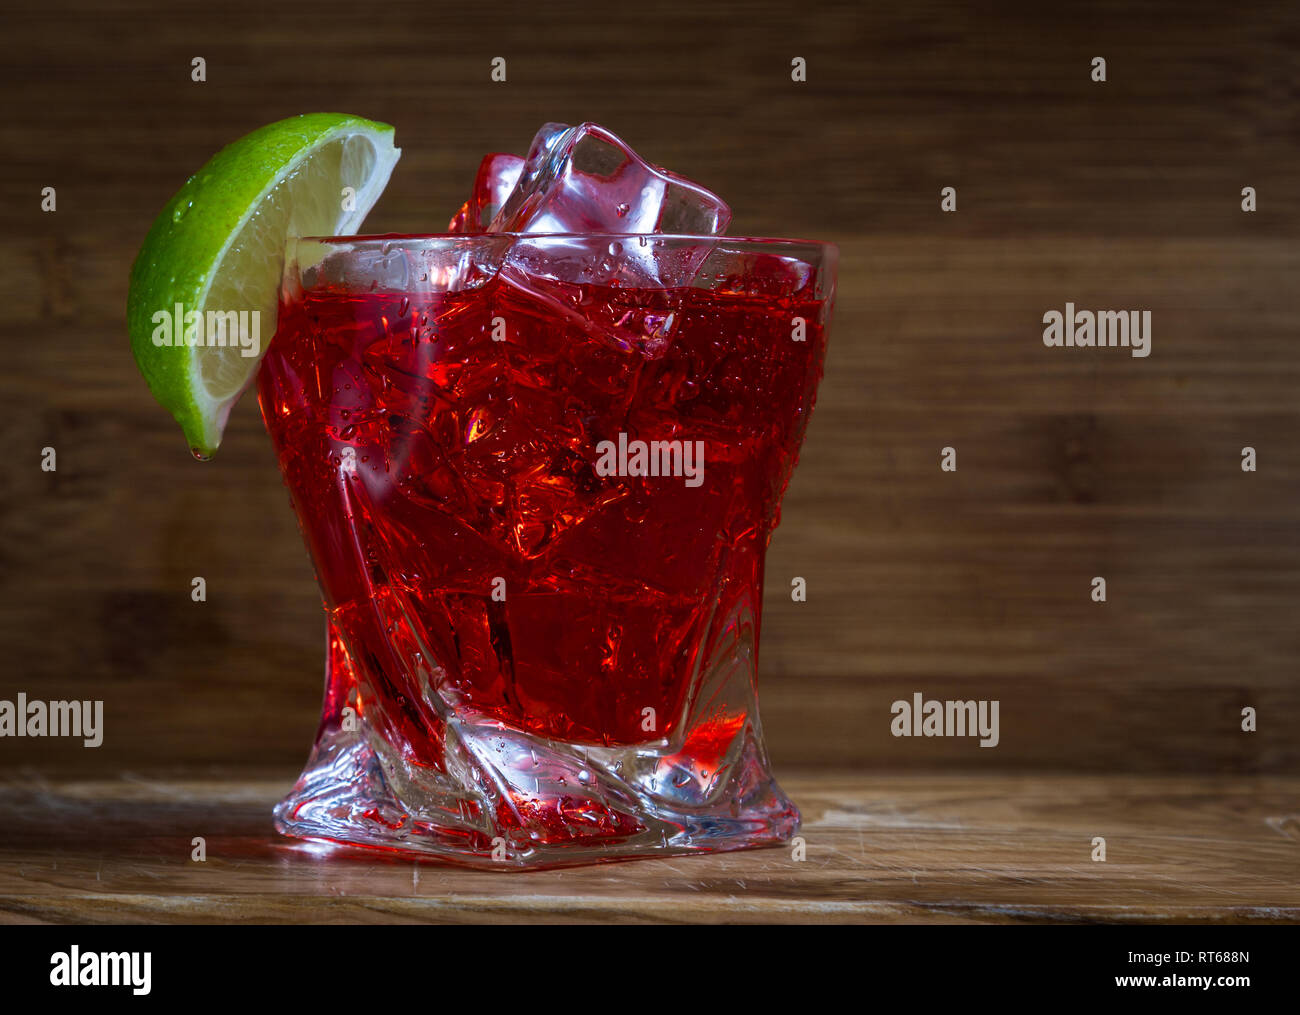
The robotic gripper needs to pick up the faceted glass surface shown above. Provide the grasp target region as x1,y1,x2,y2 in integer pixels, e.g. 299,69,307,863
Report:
259,234,835,868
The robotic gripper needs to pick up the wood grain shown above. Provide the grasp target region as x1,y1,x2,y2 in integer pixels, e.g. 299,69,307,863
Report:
1,0,1298,776
1,769,1296,923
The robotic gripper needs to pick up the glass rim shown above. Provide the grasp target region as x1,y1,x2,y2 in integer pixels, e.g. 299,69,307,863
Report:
296,232,838,253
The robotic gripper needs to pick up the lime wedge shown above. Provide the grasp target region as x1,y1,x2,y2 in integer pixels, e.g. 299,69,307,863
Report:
127,113,400,458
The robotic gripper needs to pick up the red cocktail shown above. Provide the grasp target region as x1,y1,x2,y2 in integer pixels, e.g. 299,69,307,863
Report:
260,233,834,867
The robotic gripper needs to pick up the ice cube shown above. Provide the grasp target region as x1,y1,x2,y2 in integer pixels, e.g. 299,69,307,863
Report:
488,123,731,236
448,153,525,234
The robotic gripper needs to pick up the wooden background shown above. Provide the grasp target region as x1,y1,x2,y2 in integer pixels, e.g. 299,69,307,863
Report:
2,0,1298,778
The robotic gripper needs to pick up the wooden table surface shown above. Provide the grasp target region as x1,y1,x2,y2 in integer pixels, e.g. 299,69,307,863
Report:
2,769,1296,923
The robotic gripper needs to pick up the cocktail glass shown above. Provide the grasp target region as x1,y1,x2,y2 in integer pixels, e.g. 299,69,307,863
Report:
258,232,835,868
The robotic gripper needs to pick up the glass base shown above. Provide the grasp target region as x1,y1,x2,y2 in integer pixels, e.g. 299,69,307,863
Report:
274,610,799,870
274,723,799,870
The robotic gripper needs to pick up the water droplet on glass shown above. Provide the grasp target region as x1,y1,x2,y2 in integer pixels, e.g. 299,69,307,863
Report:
615,203,630,218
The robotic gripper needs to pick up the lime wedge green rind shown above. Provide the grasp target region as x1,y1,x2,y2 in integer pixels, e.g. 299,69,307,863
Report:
127,113,400,458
